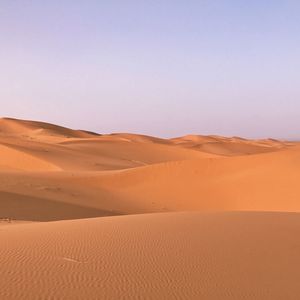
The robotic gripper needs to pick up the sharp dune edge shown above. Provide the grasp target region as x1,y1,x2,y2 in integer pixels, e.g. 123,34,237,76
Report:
1,117,300,299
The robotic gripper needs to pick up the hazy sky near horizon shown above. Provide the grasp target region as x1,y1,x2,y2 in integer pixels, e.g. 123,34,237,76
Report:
1,1,300,138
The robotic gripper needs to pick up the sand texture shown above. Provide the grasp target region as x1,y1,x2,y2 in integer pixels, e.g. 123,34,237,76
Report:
0,117,299,299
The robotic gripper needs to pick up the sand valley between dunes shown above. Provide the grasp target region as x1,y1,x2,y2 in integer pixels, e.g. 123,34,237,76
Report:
1,117,300,299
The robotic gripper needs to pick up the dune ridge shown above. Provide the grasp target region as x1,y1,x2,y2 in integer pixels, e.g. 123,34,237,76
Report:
0,118,298,221
1,117,299,299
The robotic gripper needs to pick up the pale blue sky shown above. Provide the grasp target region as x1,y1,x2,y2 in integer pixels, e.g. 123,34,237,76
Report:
1,1,300,138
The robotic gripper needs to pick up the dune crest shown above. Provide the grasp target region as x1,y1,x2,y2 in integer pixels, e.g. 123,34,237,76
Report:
0,117,299,299
0,117,298,221
0,117,98,140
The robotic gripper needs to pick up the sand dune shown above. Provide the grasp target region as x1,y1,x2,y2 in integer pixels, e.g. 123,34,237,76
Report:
1,117,299,299
0,118,298,222
171,134,289,156
2,147,300,221
0,144,60,171
0,117,97,140
1,212,300,299
80,146,300,213
0,118,217,171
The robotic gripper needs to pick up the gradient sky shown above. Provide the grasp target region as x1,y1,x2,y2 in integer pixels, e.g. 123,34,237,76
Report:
1,1,300,138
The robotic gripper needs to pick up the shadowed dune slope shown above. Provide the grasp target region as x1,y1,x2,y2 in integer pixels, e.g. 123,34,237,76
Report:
0,137,215,171
0,147,300,221
1,212,300,300
0,144,61,171
1,146,300,221
1,118,300,299
72,146,300,213
0,190,120,221
0,117,298,221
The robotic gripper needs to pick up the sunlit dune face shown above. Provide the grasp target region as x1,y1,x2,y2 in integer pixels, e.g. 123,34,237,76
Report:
0,117,299,299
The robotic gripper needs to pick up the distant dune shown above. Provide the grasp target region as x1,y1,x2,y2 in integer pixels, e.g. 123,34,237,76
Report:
0,117,96,139
0,117,299,299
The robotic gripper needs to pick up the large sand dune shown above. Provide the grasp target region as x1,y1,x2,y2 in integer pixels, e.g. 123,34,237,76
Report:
1,212,300,299
0,117,299,299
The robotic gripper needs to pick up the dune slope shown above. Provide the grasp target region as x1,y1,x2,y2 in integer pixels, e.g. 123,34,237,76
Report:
0,118,217,171
0,118,298,221
1,117,300,299
0,117,97,139
1,212,300,300
171,134,289,156
68,146,300,214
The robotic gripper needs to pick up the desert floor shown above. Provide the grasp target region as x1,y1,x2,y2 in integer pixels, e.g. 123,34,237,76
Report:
1,117,300,299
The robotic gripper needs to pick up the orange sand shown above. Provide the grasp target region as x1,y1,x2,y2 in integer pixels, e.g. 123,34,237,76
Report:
0,117,299,299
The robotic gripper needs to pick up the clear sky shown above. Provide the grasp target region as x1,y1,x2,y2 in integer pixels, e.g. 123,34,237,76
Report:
1,1,300,139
